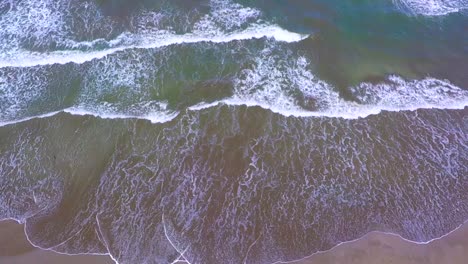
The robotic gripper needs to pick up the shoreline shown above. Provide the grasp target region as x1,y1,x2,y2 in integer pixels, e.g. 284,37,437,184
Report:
1,218,467,264
0,218,114,264
283,220,468,264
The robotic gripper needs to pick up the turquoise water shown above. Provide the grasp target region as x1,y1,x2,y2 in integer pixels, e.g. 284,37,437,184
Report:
0,1,467,263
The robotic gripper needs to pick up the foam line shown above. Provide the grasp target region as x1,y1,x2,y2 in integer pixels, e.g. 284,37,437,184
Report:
162,214,192,264
1,97,466,129
221,97,468,119
1,72,467,127
95,215,120,264
62,108,180,124
1,217,467,264
0,107,179,128
272,219,468,264
0,218,115,260
0,25,307,68
0,111,62,128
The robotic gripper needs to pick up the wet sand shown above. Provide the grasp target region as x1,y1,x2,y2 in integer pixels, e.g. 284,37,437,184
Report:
289,223,468,264
1,220,467,264
0,220,114,264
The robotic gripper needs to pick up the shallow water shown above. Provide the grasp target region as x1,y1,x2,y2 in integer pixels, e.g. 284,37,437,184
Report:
0,0,467,263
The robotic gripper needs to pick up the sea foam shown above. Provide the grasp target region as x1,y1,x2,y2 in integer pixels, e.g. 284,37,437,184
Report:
0,0,306,68
394,0,468,16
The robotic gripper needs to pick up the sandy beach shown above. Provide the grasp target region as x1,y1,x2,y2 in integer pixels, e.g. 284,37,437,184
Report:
1,220,467,264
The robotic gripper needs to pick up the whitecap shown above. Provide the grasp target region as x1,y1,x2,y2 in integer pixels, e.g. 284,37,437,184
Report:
394,0,468,16
227,50,468,119
0,0,307,68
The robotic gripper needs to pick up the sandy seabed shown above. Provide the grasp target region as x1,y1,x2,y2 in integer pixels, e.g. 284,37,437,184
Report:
1,220,467,264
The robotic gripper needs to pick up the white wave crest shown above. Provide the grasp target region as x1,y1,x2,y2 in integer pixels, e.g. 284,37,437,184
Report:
0,27,307,68
1,73,466,127
225,45,468,119
0,0,307,68
1,47,467,126
63,106,179,124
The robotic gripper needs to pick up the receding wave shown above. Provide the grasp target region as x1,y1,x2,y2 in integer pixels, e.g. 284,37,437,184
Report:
1,107,466,263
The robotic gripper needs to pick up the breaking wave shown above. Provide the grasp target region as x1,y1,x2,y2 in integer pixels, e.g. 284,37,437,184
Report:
0,0,305,68
1,39,467,126
394,0,468,16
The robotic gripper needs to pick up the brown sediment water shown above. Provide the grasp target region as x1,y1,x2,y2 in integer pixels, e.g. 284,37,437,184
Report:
0,106,466,264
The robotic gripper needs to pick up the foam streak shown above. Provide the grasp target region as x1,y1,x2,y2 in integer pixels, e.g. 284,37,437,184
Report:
0,26,307,68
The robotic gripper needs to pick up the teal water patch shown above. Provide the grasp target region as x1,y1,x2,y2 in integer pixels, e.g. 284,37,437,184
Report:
239,0,468,88
2,38,467,125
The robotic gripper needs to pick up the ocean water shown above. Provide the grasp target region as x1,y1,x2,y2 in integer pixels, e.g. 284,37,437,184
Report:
0,0,467,263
